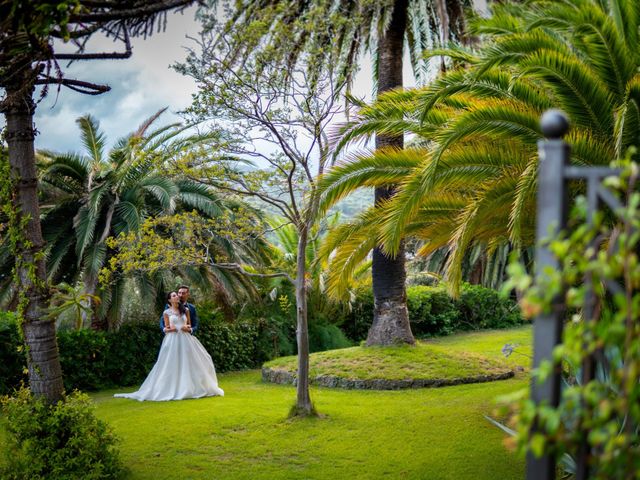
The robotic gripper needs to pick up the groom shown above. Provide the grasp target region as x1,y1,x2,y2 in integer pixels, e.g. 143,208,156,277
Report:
159,285,199,334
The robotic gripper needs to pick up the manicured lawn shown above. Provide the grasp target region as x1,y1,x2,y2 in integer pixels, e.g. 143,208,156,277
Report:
428,325,532,366
1,327,532,479
264,326,532,382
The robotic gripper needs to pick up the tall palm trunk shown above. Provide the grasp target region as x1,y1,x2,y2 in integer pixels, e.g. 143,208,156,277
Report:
89,202,117,330
84,274,104,330
1,68,65,403
294,223,313,414
367,0,415,346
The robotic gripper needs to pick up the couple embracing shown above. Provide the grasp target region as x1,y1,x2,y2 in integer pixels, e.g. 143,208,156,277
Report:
115,286,224,401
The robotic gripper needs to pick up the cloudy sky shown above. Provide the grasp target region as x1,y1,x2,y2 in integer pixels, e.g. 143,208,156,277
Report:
18,7,416,155
32,8,202,153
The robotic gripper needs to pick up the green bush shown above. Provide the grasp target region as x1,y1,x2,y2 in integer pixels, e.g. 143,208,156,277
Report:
58,329,110,391
56,322,163,392
104,322,163,388
344,284,524,341
253,314,296,362
0,387,122,479
341,288,374,341
457,283,522,330
197,317,261,372
0,312,27,394
407,286,459,337
308,322,352,352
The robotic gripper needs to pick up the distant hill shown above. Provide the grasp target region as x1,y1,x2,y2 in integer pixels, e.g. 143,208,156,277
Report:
327,188,373,221
244,184,373,223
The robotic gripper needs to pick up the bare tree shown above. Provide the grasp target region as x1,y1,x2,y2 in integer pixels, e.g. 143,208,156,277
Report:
176,31,345,415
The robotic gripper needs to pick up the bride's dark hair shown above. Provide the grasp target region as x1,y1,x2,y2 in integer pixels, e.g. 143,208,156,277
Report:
167,291,186,315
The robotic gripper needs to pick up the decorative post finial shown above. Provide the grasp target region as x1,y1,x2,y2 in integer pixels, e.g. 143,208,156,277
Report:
540,109,570,139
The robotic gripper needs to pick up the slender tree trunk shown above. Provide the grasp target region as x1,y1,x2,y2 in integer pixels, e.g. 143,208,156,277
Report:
294,224,313,414
368,0,415,346
469,253,485,285
85,275,108,330
211,277,236,322
1,70,65,403
89,203,117,330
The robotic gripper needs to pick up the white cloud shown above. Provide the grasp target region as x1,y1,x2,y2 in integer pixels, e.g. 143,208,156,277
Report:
28,8,200,153
3,6,415,156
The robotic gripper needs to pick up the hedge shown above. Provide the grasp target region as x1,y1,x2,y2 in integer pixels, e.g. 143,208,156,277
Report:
0,312,353,394
340,284,524,341
0,315,263,395
0,283,522,394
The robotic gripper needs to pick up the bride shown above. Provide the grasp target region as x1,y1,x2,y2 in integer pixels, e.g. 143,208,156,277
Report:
114,291,224,401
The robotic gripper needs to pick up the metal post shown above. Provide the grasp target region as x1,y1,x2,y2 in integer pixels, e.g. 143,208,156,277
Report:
526,110,570,480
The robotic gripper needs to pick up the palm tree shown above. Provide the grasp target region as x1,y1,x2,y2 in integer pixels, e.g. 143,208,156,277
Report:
318,0,638,294
213,0,475,345
33,111,229,330
0,0,199,403
45,282,100,330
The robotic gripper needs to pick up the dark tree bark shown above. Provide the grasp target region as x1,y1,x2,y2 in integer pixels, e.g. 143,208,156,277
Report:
1,68,64,403
294,224,313,414
367,0,415,346
469,253,485,285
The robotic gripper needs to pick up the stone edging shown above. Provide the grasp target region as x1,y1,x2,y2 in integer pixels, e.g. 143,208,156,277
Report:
262,367,514,390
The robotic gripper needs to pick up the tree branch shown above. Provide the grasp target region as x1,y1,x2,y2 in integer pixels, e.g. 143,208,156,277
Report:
69,0,196,23
212,262,294,283
55,29,132,60
35,76,111,95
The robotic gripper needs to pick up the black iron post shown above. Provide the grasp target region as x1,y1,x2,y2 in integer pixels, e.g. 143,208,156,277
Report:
526,110,570,480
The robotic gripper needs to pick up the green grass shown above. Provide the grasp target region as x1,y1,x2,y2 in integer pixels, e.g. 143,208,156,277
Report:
428,326,532,367
0,327,532,479
265,326,532,382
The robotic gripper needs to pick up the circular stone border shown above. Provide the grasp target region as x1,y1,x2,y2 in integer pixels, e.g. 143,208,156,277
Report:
262,366,515,390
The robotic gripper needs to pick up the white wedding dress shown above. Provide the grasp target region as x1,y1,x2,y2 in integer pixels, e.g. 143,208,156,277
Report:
114,309,224,401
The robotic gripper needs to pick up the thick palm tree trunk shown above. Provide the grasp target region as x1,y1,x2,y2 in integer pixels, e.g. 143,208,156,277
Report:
85,275,108,330
294,224,313,414
368,0,415,346
1,71,65,403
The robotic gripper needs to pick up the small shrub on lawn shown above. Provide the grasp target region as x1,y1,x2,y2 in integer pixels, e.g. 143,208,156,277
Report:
308,322,352,352
457,284,523,330
0,387,122,480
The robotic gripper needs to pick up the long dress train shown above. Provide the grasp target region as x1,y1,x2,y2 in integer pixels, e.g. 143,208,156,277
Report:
114,310,224,401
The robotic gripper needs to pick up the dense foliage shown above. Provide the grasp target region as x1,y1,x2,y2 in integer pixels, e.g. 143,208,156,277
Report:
0,387,122,479
507,161,640,477
0,312,27,393
339,284,524,341
0,283,520,394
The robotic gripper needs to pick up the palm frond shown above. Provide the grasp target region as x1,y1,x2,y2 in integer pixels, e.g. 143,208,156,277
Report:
318,148,424,216
76,115,106,165
174,179,224,217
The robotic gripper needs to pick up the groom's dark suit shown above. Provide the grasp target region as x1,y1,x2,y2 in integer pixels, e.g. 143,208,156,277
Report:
159,302,199,334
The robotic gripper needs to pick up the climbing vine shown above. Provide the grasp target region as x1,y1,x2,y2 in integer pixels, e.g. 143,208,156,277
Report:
504,157,640,477
0,149,33,326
